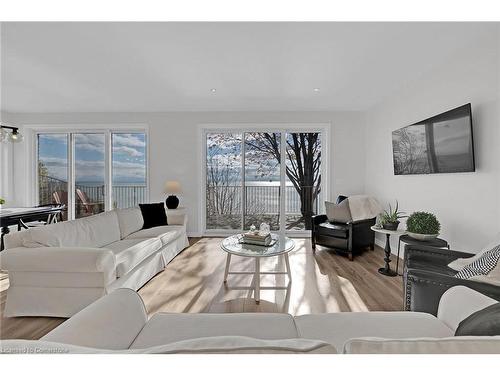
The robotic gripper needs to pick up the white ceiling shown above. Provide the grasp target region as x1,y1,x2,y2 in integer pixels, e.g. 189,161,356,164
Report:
1,22,496,113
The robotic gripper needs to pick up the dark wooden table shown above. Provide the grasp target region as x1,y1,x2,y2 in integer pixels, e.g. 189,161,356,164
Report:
396,234,450,275
0,206,65,250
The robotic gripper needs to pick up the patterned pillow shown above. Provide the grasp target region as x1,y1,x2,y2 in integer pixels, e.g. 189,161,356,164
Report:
455,245,500,280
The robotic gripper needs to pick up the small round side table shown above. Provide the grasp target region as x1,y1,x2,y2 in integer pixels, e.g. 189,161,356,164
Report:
370,226,406,277
396,235,449,275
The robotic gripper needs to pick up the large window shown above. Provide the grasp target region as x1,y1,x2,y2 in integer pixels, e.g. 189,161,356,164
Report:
205,129,323,233
112,133,148,209
37,130,147,220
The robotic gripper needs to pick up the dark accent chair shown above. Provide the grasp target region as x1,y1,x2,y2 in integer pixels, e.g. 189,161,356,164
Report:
311,196,376,261
404,244,500,316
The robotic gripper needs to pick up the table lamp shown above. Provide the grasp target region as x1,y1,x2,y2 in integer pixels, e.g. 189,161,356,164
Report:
164,181,181,209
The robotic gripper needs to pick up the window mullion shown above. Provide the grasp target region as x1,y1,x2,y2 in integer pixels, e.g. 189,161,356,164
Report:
68,133,76,221
279,131,286,235
241,132,246,231
105,131,112,211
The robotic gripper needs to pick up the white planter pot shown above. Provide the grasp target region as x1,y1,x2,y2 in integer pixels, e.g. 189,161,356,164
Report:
407,232,439,241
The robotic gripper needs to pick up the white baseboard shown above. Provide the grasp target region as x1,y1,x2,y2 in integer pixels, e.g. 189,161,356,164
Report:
375,237,385,249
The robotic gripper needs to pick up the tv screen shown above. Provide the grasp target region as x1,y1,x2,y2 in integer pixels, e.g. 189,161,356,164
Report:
392,104,475,175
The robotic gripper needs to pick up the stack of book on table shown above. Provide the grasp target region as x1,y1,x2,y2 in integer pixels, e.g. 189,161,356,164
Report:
241,232,272,246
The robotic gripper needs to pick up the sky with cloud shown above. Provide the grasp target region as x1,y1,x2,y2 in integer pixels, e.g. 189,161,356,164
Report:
38,133,146,185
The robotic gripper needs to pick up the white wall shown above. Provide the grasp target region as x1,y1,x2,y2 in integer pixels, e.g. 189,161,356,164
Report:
364,32,500,253
5,111,366,235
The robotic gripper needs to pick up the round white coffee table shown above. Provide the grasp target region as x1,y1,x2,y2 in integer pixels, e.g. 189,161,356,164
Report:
221,233,295,304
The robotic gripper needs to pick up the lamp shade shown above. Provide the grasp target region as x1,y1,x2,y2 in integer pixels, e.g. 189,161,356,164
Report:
165,181,181,195
9,130,24,143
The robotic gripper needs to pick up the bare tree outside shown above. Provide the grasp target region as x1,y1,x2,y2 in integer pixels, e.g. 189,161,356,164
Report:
243,132,321,230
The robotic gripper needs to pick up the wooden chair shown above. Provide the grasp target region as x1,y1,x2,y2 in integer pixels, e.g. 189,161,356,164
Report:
76,189,103,216
52,191,68,221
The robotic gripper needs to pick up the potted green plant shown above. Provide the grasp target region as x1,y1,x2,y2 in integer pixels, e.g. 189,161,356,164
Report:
406,211,441,240
379,201,407,230
0,197,4,209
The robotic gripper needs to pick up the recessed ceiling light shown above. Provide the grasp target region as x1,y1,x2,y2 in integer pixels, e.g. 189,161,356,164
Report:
313,88,320,92
210,88,217,93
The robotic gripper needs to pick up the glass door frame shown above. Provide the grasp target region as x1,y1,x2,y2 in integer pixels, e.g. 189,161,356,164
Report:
201,124,329,237
30,124,149,221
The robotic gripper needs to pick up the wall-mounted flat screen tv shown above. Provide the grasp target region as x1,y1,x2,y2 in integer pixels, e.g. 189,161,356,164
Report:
392,103,475,175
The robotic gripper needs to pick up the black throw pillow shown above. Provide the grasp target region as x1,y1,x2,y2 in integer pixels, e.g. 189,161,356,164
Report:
139,203,168,229
455,303,500,336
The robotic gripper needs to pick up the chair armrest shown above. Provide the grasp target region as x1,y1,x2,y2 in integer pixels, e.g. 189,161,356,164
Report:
404,245,473,269
312,214,328,226
348,217,376,225
41,288,148,350
437,286,499,331
405,268,500,315
0,247,116,274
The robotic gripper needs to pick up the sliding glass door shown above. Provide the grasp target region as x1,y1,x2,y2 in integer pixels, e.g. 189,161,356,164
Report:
36,130,148,221
37,134,69,220
112,133,148,209
285,132,322,230
204,129,323,233
206,133,242,229
74,133,106,219
244,132,282,231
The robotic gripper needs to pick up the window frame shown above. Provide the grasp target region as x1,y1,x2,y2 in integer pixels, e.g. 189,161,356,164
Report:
27,124,149,220
200,123,330,237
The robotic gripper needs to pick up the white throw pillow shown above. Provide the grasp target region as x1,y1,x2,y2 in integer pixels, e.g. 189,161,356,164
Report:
325,200,352,223
115,207,144,238
448,232,500,271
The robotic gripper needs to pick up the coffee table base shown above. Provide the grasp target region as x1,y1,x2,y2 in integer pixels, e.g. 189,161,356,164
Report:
223,253,292,304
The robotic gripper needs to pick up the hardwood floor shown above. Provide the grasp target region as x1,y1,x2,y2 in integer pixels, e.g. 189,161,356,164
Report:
0,237,403,340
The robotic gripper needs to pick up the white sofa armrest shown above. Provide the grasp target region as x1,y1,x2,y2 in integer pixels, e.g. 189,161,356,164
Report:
41,288,148,350
437,286,498,332
0,247,116,274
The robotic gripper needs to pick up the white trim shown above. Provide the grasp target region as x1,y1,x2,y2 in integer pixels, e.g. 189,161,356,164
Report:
105,130,112,211
23,123,149,132
279,131,286,236
199,123,330,236
241,134,246,229
68,133,75,220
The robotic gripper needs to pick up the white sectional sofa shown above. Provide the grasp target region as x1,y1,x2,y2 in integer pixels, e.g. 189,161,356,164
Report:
1,286,499,354
0,207,189,317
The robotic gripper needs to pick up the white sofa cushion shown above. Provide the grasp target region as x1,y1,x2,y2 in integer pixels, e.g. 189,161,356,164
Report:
343,336,500,354
22,211,121,248
115,207,144,239
125,225,184,246
295,311,453,352
2,337,337,354
104,238,162,277
129,312,299,349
